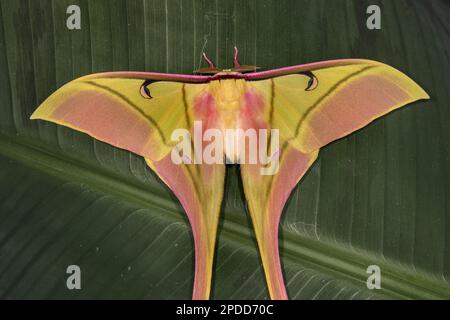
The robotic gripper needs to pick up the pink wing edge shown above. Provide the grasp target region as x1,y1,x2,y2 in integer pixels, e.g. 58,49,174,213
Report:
78,59,378,82
80,71,212,83
244,59,382,80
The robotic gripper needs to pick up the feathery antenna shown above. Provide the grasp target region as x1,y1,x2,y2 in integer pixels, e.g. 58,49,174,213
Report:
233,46,241,68
202,52,216,69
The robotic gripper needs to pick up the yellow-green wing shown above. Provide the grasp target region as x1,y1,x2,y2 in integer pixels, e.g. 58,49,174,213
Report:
31,75,200,161
259,60,429,153
31,73,225,300
241,59,429,299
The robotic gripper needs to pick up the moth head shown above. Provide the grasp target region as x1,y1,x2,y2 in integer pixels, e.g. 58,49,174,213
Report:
194,47,260,75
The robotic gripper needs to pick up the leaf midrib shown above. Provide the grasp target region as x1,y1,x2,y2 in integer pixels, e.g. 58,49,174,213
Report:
0,131,448,300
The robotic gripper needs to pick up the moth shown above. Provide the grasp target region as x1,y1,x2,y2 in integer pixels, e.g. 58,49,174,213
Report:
31,47,429,300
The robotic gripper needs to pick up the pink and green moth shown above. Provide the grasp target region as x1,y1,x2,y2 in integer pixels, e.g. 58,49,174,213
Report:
31,47,429,300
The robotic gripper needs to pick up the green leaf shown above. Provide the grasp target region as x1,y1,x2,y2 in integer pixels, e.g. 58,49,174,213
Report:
0,0,449,299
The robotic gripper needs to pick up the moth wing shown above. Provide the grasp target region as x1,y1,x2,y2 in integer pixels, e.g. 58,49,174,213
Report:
241,59,429,299
31,73,209,161
250,59,429,153
31,73,225,300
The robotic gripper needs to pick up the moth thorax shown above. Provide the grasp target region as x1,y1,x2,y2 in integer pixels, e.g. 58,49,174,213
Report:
214,79,245,109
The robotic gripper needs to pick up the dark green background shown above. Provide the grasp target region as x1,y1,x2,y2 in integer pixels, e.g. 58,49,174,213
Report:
0,0,449,299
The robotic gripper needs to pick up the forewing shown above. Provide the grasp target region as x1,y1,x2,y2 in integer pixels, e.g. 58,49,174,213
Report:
31,72,209,161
